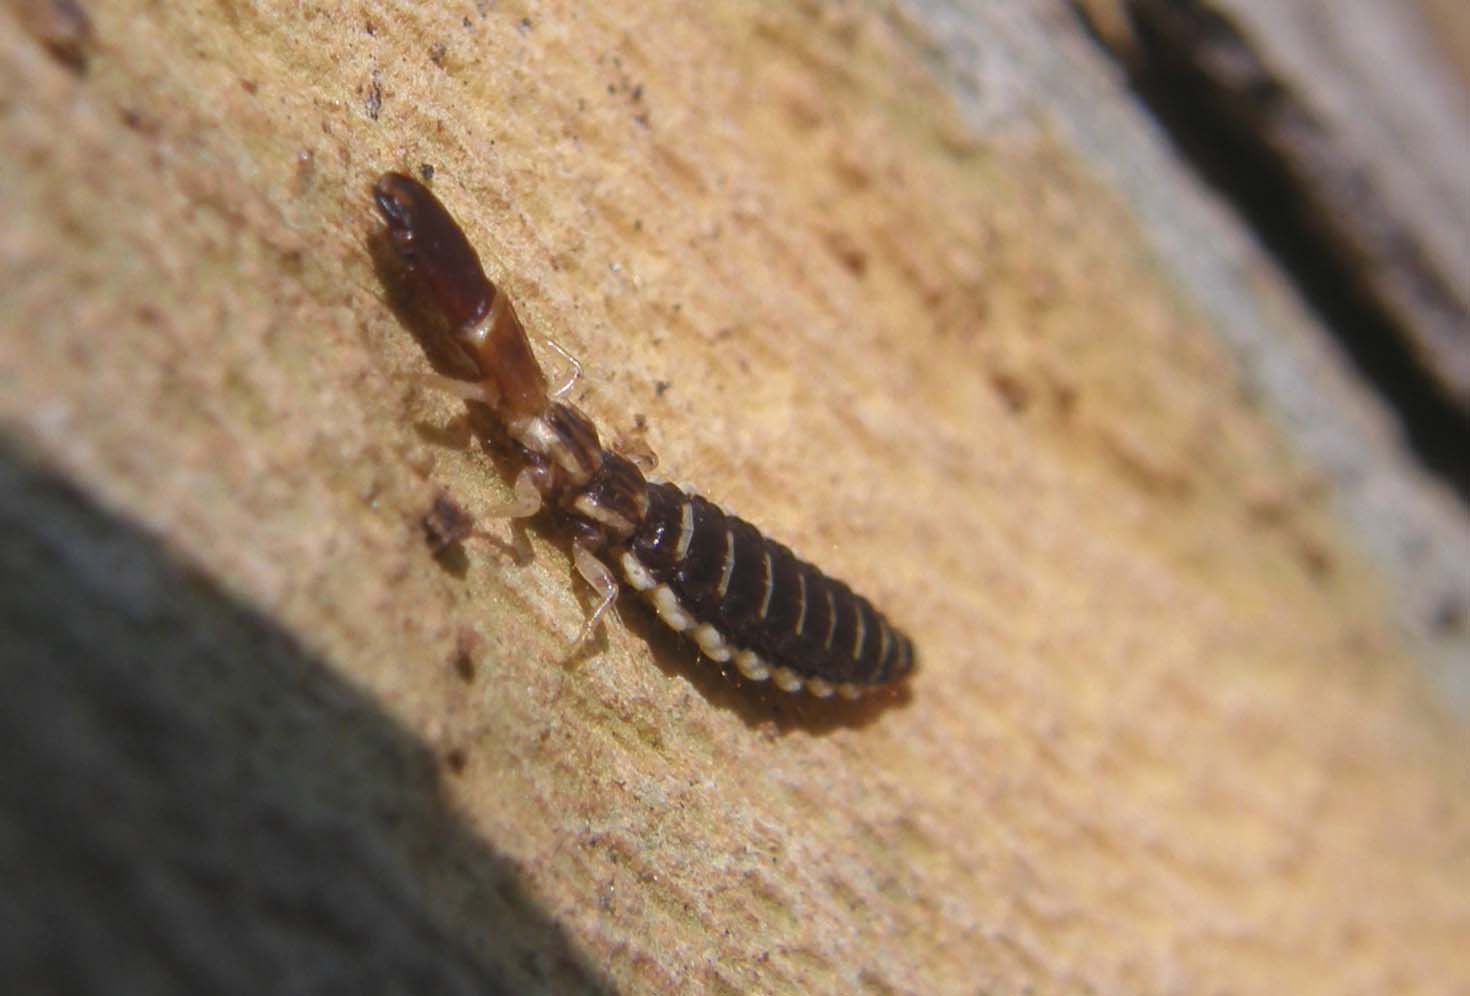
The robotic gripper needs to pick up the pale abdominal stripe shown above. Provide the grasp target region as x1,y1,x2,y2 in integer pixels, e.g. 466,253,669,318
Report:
617,550,865,700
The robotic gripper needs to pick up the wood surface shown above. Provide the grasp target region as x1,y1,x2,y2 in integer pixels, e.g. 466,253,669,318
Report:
1080,0,1470,433
2,1,1467,993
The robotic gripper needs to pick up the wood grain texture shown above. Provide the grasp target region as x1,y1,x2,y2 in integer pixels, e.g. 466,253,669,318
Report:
2,1,1467,993
1078,0,1470,412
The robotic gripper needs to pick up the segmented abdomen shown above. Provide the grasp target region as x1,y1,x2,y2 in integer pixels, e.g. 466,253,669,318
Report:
620,482,915,693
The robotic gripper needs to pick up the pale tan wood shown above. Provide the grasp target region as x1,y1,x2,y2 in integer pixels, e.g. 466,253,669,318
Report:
2,2,1467,993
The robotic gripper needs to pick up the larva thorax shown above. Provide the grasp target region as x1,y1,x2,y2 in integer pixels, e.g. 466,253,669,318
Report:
373,171,916,699
511,403,651,550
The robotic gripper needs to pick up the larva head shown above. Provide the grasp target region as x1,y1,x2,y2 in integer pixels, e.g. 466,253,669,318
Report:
374,172,491,331
373,172,549,420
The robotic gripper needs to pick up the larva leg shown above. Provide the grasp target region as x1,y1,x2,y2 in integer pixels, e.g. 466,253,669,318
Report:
482,467,542,520
568,542,619,655
540,335,583,400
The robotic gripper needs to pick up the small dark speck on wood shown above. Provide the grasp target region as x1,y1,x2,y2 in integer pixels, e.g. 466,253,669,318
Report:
365,73,383,120
451,626,480,683
20,0,94,72
422,492,474,555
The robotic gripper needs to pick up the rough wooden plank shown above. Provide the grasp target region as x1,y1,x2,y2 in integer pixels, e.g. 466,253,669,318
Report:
915,0,1470,705
1077,0,1470,413
2,1,1468,993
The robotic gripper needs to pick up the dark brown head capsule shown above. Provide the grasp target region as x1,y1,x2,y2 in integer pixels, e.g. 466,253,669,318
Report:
373,172,548,421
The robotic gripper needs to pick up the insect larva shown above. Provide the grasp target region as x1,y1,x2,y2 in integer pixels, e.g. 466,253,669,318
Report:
373,172,916,698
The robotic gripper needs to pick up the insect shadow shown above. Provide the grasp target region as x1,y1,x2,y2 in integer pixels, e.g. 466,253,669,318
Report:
614,589,913,735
